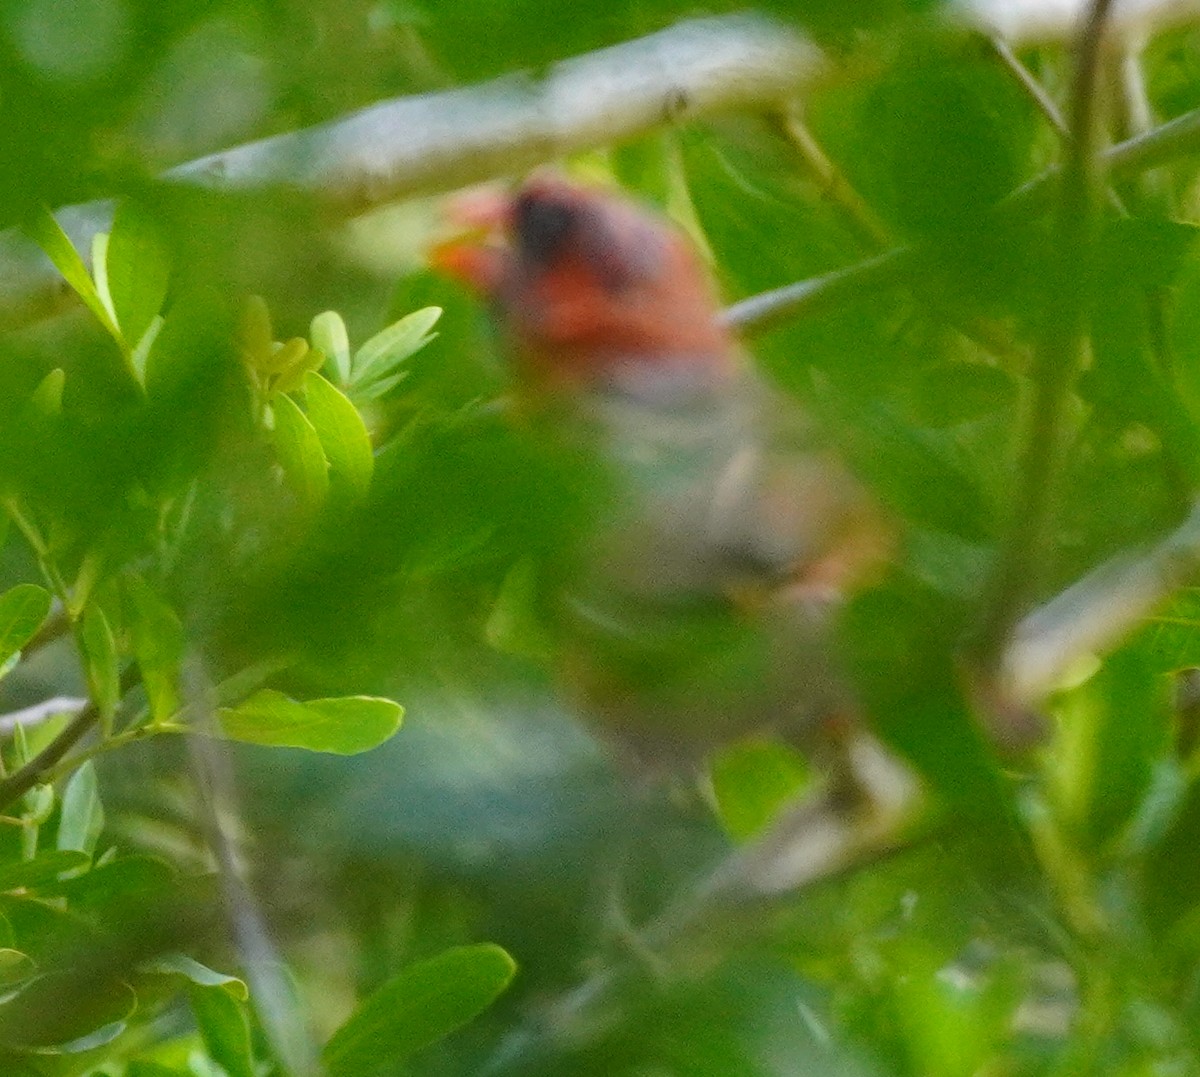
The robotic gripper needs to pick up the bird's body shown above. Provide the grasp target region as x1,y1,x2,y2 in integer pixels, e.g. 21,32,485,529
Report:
435,175,890,769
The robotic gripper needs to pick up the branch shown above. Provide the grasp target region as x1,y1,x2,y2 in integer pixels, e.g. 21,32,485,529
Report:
0,15,821,330
482,737,923,1076
726,99,1200,335
0,699,101,812
976,0,1117,666
1002,500,1200,704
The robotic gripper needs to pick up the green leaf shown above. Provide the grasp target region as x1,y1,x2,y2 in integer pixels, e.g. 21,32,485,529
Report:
0,972,135,1049
130,314,165,385
128,1064,187,1077
124,575,184,723
484,559,550,661
28,368,65,415
190,985,255,1077
0,851,89,893
323,943,516,1077
0,949,34,987
303,372,374,499
351,306,440,394
56,761,104,857
216,690,403,754
79,604,120,726
22,207,124,349
147,953,247,1000
311,310,352,386
1051,644,1172,852
107,199,172,350
710,739,813,842
0,584,52,669
91,232,117,326
271,392,330,512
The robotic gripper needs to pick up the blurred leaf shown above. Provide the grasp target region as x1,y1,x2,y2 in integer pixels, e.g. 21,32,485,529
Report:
124,575,185,723
303,372,374,500
91,232,117,326
56,761,104,857
263,336,311,377
1051,644,1172,851
0,584,52,669
484,559,551,661
130,314,166,384
271,392,330,512
145,954,248,1000
216,690,403,754
351,306,440,398
107,200,172,350
323,943,516,1077
312,310,352,386
189,984,255,1077
128,1063,186,1077
0,852,89,894
22,206,124,351
1144,589,1200,670
0,972,135,1049
910,364,1017,428
0,949,34,988
710,739,813,842
79,603,120,727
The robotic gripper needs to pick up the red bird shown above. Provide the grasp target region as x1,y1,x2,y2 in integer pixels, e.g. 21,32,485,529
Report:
435,175,891,780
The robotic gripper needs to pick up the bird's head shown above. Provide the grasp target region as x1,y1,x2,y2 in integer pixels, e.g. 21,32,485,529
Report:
432,175,737,393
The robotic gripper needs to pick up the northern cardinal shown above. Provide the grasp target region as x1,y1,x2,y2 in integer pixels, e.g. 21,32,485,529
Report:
434,175,892,784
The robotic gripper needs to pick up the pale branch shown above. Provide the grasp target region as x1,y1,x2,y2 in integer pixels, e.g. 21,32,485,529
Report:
0,697,87,735
0,663,140,812
1003,500,1200,704
0,15,820,331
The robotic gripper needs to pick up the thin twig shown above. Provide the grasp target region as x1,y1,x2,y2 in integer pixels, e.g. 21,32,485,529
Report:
977,0,1117,668
0,666,140,813
184,656,320,1077
991,37,1072,138
773,106,891,250
482,759,928,1076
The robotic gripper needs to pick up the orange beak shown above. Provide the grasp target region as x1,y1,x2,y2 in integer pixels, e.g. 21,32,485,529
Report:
427,185,515,296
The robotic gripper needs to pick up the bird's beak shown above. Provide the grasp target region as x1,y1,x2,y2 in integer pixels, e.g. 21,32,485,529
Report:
427,185,514,295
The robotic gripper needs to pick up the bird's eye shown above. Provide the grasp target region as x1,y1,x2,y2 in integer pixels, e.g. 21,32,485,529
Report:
514,193,578,264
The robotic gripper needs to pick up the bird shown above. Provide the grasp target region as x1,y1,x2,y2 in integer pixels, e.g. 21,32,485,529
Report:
433,173,894,793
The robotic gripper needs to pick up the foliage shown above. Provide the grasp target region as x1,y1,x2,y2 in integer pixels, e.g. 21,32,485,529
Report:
4,0,1200,1074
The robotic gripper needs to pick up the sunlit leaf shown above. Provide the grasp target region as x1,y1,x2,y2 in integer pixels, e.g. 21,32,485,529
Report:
351,306,440,394
0,584,52,669
22,207,124,351
311,310,352,386
216,690,402,754
107,199,172,350
271,392,330,512
303,372,374,499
